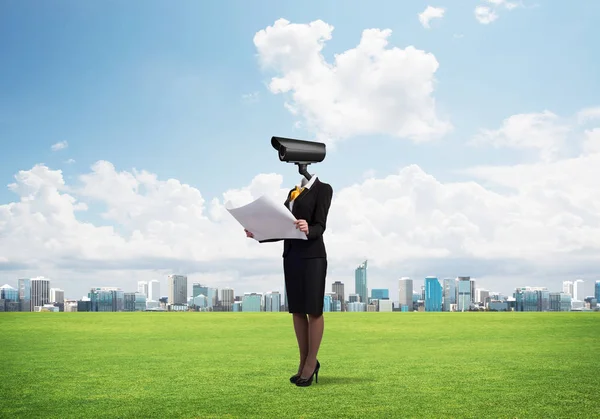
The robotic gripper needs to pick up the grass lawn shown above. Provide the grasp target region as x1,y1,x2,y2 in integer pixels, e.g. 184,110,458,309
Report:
1,312,599,418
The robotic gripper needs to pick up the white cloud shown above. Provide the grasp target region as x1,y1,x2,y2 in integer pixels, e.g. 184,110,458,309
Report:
2,104,600,298
65,159,76,164
582,128,600,155
475,0,520,24
418,6,445,29
475,6,499,24
576,107,600,124
51,141,68,151
470,110,571,162
253,18,452,145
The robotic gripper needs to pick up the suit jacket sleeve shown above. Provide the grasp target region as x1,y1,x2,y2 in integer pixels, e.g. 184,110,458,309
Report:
307,183,333,240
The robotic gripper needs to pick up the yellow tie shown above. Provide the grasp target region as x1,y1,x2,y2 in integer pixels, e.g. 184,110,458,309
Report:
290,186,305,201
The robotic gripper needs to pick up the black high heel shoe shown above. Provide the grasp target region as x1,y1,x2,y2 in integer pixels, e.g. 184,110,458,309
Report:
290,359,318,383
296,360,320,387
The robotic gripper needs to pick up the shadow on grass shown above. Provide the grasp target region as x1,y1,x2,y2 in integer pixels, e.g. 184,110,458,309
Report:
317,376,373,385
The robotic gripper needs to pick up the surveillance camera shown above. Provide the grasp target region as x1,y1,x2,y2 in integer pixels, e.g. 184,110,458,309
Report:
271,136,326,164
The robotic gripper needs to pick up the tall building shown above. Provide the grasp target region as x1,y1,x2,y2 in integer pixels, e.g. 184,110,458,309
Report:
442,278,456,311
323,294,333,312
470,278,476,303
371,289,389,300
168,275,187,305
457,277,471,311
355,260,368,304
221,287,234,311
332,281,345,303
88,287,125,312
31,277,51,308
18,278,32,311
148,280,160,302
595,281,600,302
137,281,148,297
50,288,64,304
264,292,281,312
475,289,490,304
424,276,442,312
242,293,262,312
573,279,584,302
563,280,574,297
549,292,571,311
514,287,550,312
398,277,413,311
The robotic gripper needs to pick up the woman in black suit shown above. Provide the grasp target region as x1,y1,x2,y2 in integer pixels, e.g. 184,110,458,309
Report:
245,175,333,387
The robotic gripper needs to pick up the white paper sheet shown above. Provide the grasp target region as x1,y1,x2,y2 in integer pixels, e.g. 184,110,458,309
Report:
226,195,308,241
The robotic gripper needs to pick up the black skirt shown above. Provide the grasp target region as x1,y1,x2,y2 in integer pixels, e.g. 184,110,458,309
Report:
283,254,327,315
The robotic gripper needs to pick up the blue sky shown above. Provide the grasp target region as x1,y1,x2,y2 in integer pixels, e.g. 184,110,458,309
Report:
2,0,598,201
1,0,600,299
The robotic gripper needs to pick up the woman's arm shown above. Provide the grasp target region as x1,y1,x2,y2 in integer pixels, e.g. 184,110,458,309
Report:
306,183,333,240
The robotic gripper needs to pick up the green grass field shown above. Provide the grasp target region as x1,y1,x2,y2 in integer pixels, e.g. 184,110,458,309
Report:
2,312,599,418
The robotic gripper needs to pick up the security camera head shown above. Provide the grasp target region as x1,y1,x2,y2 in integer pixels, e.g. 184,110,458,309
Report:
271,136,326,164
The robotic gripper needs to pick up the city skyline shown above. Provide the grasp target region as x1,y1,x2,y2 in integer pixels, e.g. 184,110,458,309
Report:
2,2,600,299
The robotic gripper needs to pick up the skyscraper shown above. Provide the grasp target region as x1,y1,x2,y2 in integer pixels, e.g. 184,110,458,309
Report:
50,288,64,304
424,277,442,312
148,280,160,302
355,260,368,304
371,289,389,300
242,293,262,312
221,287,234,311
398,277,413,311
137,281,148,297
442,278,456,311
168,275,187,305
264,292,281,312
563,280,574,297
595,281,600,302
31,277,50,308
457,276,471,311
18,278,31,311
332,281,345,303
470,278,476,303
573,279,584,302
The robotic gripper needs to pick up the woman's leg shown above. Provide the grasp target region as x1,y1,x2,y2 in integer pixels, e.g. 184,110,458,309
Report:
300,313,324,377
292,313,309,374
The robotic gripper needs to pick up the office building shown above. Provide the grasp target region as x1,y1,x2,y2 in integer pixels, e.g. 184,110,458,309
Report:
137,281,148,297
18,278,32,311
563,281,574,297
371,289,389,300
168,275,187,305
265,292,281,312
1,284,19,301
347,302,366,312
332,281,345,303
221,287,234,311
31,277,51,309
379,300,393,312
573,279,584,302
50,288,64,304
595,281,600,302
148,280,160,302
349,294,360,303
443,278,456,311
425,276,442,312
457,277,471,311
475,288,490,305
323,294,333,312
514,287,550,312
242,293,262,312
89,287,125,312
549,292,572,311
398,277,413,312
124,292,147,311
470,278,476,303
355,260,368,304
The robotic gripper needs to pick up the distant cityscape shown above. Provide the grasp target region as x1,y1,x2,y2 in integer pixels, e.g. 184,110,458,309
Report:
1,260,599,313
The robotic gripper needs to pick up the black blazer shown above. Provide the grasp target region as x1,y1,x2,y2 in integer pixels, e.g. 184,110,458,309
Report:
260,178,333,259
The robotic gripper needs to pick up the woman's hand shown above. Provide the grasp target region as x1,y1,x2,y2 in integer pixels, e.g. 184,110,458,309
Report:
294,219,309,235
244,229,254,238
